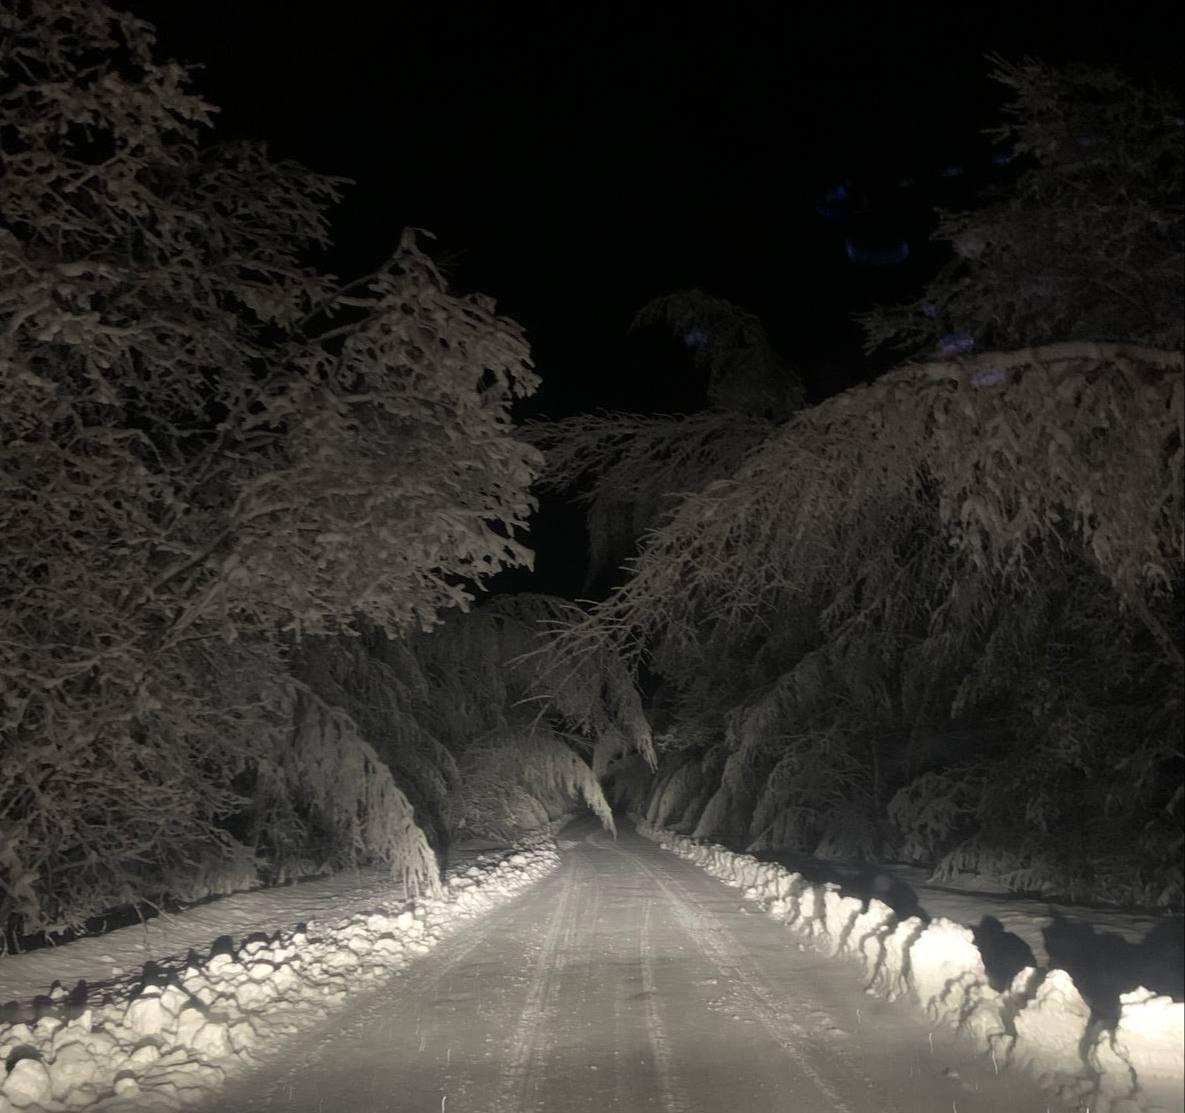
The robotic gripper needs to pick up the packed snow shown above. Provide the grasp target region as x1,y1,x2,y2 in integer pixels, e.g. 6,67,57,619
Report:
0,838,559,1111
149,819,1103,1112
638,820,1184,1113
1,818,1181,1112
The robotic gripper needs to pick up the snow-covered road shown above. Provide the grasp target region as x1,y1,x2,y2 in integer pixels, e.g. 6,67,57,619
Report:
202,818,1074,1113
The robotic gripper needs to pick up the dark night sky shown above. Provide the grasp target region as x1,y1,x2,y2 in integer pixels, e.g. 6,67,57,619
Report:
123,1,1184,592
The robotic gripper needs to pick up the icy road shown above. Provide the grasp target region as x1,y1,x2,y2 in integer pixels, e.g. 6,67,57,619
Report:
203,819,1073,1113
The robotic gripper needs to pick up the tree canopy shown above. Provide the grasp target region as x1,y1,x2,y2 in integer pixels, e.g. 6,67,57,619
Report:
1,0,541,938
537,60,1184,909
860,57,1184,356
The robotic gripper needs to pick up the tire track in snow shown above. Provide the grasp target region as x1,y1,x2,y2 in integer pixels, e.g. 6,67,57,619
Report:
605,839,861,1113
638,895,690,1113
611,940,630,1110
237,900,517,1110
493,858,578,1112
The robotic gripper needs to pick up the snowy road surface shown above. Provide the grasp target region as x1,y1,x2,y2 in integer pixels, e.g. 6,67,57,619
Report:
202,819,1074,1112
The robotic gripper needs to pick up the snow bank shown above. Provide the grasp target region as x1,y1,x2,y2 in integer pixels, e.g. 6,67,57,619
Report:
0,839,559,1111
637,819,1184,1113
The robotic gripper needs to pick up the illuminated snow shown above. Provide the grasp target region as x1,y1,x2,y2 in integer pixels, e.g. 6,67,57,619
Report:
642,820,1184,1113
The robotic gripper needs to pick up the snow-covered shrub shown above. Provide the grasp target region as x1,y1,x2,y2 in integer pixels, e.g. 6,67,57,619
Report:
887,770,980,865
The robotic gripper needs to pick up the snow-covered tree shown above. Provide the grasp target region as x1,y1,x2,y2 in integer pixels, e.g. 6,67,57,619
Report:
292,595,653,845
526,290,803,589
0,1,539,938
564,347,1182,895
537,61,1184,908
860,58,1184,356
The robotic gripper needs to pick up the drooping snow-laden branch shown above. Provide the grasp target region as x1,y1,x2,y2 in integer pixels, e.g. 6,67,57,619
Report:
0,0,539,937
558,343,1182,676
551,341,1182,907
524,409,773,589
287,595,652,850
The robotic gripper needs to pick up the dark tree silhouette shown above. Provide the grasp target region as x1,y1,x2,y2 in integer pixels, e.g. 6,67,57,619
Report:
536,62,1184,909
